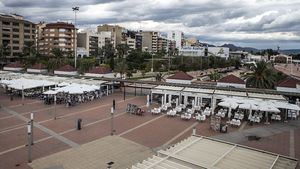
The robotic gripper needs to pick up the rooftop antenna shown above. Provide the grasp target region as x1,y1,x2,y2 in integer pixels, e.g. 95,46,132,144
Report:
277,45,280,53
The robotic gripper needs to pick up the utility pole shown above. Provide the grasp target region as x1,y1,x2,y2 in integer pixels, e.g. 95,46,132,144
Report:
27,122,32,163
123,83,126,100
151,53,154,72
54,95,57,120
22,85,24,105
110,100,115,135
72,6,79,68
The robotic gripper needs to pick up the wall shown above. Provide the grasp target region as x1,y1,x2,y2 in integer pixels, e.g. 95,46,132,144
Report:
276,87,300,93
166,79,191,84
217,82,246,88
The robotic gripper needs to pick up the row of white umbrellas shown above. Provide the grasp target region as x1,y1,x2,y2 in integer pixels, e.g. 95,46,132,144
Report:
218,97,300,113
44,83,100,95
0,78,56,90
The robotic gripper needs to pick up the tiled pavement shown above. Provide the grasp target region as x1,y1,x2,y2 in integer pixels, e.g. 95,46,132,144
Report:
1,89,300,169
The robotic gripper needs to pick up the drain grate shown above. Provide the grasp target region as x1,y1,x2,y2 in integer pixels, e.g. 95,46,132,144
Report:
247,135,261,141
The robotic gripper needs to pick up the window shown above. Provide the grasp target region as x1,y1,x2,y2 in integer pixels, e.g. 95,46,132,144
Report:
13,40,19,44
13,22,19,26
24,29,30,33
24,35,30,39
24,23,30,27
32,35,35,39
3,34,10,38
13,35,19,38
13,28,19,32
50,29,55,32
3,21,10,25
13,46,19,50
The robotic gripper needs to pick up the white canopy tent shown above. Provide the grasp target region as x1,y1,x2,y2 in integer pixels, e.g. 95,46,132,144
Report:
1,78,56,90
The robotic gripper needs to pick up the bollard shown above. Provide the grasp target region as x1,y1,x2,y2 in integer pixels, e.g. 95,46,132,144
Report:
77,118,82,130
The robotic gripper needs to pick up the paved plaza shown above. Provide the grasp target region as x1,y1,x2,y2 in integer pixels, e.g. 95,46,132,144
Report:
0,88,299,169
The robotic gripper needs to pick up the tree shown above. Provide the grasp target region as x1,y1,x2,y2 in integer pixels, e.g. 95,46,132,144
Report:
23,41,36,58
126,71,133,79
116,44,129,59
209,71,221,81
155,72,163,82
244,61,277,89
101,44,115,66
51,48,64,58
114,58,128,78
78,58,96,74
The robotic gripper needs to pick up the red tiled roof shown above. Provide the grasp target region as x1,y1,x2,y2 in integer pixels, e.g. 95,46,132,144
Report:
167,71,193,80
88,66,111,74
218,74,245,84
277,77,300,88
5,62,23,68
31,63,46,69
56,65,76,72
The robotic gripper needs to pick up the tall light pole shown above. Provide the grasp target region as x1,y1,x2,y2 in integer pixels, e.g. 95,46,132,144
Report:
72,6,79,68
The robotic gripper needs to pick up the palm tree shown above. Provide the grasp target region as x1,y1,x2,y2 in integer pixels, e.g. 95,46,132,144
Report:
23,41,36,58
51,48,64,58
244,61,276,89
209,71,221,82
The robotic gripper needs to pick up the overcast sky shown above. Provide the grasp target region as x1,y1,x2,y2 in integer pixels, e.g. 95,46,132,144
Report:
1,0,300,49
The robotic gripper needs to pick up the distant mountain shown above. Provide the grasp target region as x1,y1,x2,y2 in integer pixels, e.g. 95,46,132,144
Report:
199,42,215,47
279,49,300,55
220,44,259,53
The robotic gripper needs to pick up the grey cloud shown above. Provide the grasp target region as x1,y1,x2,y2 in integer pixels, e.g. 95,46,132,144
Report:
1,0,300,49
2,0,124,8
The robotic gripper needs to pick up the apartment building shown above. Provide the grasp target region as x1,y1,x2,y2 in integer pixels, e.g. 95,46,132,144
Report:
77,30,111,57
97,24,125,48
0,13,36,64
135,31,142,50
141,31,158,53
38,22,76,56
167,31,184,49
157,36,168,53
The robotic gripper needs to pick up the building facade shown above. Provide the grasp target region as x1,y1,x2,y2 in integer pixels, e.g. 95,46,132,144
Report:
179,46,229,59
38,22,76,56
167,31,184,49
141,31,158,53
97,24,125,48
77,30,111,57
157,36,168,54
0,13,36,65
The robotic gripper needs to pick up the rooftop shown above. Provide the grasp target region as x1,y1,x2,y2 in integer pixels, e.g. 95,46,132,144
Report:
55,65,76,72
277,77,300,88
5,62,23,68
30,63,46,70
87,66,111,74
132,135,298,169
218,74,245,84
167,71,193,80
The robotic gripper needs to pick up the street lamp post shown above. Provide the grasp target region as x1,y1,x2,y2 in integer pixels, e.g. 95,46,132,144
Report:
27,122,32,163
30,113,34,145
110,100,115,135
72,6,79,68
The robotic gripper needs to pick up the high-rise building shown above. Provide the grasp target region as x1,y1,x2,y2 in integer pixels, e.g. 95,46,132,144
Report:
0,13,36,65
157,36,168,54
77,30,111,57
97,24,125,48
135,31,142,50
38,22,76,56
167,31,184,49
141,31,158,53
